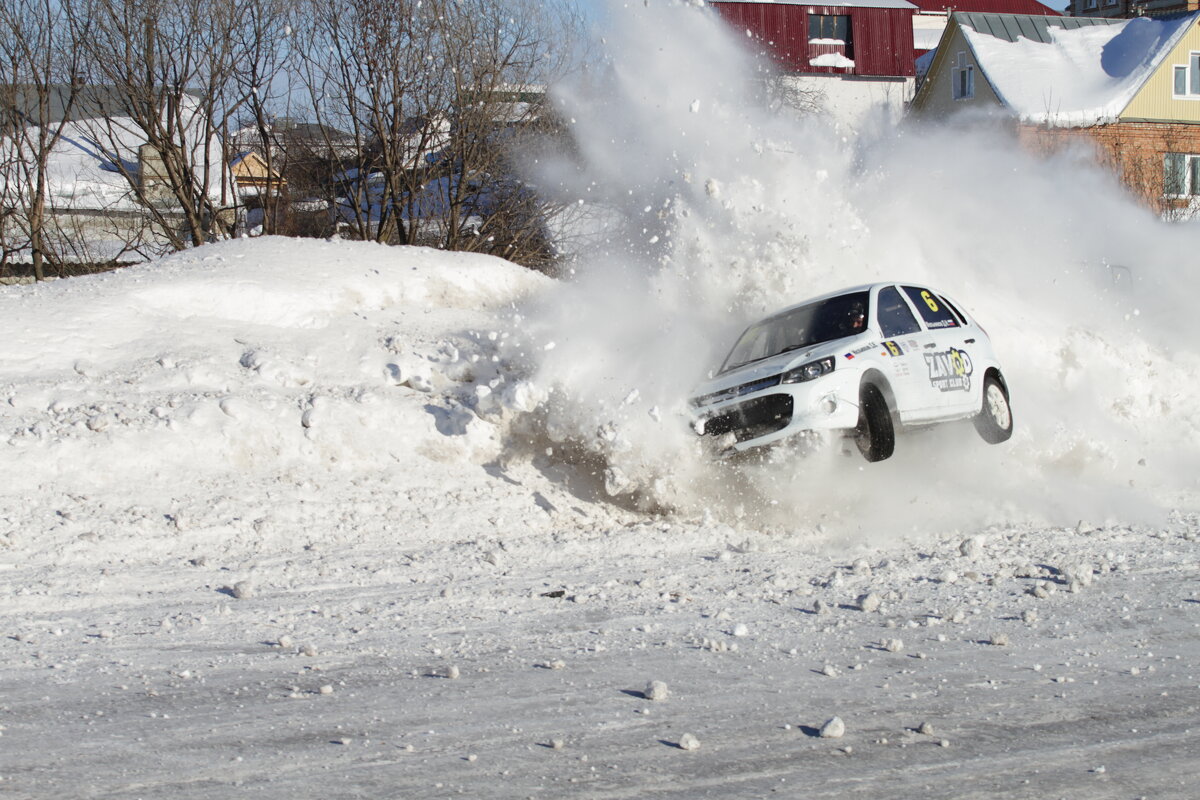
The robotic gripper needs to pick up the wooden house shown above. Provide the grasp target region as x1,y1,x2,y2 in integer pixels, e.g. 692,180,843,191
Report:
231,151,286,201
910,11,1200,216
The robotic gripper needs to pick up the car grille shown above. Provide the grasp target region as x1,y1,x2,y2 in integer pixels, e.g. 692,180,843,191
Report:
701,394,793,443
691,374,782,407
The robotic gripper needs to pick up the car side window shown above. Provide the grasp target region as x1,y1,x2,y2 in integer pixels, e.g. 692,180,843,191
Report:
902,286,960,330
939,295,968,327
877,286,921,337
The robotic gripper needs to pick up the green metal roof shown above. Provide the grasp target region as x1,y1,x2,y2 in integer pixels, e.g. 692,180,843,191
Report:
952,11,1123,43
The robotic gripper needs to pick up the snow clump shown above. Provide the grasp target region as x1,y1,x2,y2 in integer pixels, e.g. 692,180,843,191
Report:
819,716,846,739
645,680,670,701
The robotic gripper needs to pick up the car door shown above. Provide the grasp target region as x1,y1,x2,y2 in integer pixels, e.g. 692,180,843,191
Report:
900,285,978,419
871,284,932,420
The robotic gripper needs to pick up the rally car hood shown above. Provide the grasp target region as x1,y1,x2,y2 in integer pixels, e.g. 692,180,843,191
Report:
691,331,873,406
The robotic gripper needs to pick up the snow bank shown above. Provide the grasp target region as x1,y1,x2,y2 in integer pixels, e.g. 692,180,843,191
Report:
0,237,548,506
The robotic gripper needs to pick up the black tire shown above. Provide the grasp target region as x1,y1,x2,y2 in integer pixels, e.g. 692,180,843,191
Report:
854,384,895,462
974,374,1013,444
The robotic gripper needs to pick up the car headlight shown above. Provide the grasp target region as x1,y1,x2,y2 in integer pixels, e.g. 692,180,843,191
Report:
781,357,835,384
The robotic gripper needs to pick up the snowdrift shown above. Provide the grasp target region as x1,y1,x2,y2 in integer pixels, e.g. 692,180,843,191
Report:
0,237,550,522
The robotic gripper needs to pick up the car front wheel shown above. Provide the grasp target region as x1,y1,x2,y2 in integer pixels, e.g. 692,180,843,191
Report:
854,384,895,462
973,374,1013,444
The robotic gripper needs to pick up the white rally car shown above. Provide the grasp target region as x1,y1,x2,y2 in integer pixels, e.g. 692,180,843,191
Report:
690,283,1012,462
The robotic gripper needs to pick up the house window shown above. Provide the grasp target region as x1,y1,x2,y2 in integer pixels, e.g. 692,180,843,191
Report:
1084,0,1097,9
1173,53,1200,97
953,52,974,100
1164,153,1200,196
809,14,853,57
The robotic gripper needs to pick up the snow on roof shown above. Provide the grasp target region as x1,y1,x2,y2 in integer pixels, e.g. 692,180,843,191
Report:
2,108,228,214
962,12,1197,126
710,0,918,9
810,53,857,68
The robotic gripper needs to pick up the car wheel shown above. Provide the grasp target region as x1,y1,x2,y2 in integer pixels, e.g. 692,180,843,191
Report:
854,384,894,463
974,374,1013,444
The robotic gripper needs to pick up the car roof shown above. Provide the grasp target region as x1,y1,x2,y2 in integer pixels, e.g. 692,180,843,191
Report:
767,282,926,318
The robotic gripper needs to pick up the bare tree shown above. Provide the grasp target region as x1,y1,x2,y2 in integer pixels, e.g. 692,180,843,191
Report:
296,0,452,245
430,0,582,267
293,0,584,266
74,0,243,250
223,0,297,235
0,0,92,280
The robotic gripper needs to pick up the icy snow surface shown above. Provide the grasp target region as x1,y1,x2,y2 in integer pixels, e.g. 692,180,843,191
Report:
3,2,1200,798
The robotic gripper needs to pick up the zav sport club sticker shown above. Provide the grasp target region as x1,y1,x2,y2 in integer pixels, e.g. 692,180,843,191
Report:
924,347,973,392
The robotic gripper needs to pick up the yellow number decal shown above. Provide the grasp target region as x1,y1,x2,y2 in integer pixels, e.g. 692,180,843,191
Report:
920,291,940,313
884,341,902,357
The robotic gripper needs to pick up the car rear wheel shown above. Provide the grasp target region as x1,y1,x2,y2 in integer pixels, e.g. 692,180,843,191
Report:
974,374,1013,444
854,384,894,462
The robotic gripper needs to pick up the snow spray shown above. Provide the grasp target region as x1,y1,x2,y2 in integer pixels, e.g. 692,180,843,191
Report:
514,0,1200,541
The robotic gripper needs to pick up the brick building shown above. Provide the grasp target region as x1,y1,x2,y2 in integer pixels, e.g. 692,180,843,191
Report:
910,11,1200,217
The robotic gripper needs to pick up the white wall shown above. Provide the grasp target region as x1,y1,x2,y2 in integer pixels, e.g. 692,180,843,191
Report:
785,74,917,132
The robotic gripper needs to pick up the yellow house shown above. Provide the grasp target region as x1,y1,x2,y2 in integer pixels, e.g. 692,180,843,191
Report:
230,150,286,201
911,11,1200,215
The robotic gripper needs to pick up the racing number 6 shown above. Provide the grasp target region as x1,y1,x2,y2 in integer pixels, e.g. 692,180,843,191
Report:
920,291,940,313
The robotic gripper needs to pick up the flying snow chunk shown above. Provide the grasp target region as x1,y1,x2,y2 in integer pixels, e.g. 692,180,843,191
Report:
604,467,632,497
689,99,701,113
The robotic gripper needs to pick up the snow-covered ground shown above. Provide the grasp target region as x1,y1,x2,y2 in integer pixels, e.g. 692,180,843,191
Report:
4,3,1200,797
2,236,1198,799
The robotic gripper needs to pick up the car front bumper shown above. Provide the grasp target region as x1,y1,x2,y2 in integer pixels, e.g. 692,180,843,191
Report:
691,369,862,453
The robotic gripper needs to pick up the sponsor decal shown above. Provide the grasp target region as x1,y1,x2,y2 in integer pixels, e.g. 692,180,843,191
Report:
882,340,904,357
926,319,958,329
845,342,877,360
923,347,973,392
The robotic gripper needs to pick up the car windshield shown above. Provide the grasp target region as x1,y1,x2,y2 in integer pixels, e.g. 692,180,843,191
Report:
720,291,870,373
